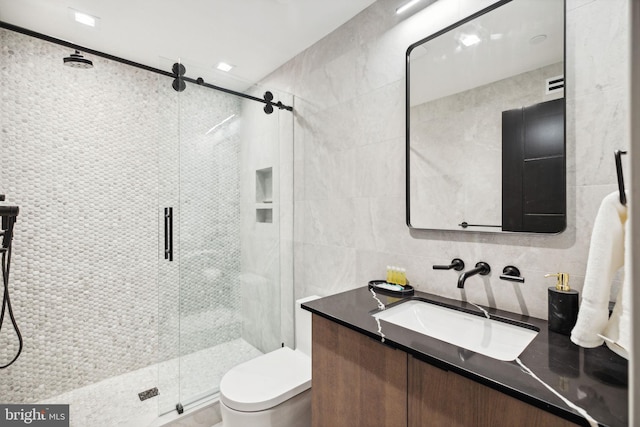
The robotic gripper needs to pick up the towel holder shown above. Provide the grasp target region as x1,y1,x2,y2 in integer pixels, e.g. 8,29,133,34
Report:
614,150,627,206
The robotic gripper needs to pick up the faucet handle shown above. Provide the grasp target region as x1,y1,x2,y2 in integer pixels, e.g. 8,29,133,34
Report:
474,262,491,275
500,266,525,283
433,258,465,271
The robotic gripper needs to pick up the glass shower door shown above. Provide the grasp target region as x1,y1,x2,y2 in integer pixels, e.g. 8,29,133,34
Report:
175,72,247,407
158,60,292,415
157,61,181,414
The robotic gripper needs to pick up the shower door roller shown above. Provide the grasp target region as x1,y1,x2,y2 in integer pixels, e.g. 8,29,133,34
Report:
164,207,173,261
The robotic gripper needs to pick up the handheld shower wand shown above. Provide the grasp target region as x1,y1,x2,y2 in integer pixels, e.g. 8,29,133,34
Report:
0,198,22,369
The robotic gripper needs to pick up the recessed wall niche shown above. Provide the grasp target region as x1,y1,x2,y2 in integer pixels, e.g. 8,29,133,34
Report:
256,167,273,203
256,167,273,223
256,208,273,223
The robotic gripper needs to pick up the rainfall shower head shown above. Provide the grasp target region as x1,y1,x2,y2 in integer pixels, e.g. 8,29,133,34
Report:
63,50,93,69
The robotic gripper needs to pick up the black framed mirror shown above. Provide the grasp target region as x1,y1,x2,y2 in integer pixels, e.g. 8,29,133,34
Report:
406,0,566,233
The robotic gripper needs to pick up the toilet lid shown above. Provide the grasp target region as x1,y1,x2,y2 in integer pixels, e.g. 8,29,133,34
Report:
220,347,311,412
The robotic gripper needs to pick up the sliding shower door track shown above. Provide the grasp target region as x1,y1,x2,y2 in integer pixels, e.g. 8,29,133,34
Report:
0,21,293,114
159,389,221,417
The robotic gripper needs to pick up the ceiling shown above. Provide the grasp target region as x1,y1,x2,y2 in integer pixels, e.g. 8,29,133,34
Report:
409,0,564,106
0,0,377,91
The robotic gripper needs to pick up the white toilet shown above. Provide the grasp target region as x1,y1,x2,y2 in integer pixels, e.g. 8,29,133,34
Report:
219,295,319,427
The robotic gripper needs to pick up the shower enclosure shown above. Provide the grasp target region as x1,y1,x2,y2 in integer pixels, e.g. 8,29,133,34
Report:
0,24,294,426
156,60,295,415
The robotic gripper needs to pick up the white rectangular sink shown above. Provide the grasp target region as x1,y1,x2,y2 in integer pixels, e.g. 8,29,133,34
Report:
372,300,538,361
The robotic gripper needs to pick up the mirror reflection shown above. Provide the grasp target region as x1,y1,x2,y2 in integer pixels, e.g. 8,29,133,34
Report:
406,0,566,233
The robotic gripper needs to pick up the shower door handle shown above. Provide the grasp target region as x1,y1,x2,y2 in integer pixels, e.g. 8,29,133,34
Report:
164,207,173,261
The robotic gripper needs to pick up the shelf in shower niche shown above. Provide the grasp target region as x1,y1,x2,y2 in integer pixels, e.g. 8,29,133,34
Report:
256,208,273,223
256,167,274,223
368,280,414,296
256,167,273,203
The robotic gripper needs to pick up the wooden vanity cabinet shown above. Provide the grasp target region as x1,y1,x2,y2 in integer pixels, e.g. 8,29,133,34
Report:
312,314,407,427
408,356,477,426
408,357,578,427
312,314,579,427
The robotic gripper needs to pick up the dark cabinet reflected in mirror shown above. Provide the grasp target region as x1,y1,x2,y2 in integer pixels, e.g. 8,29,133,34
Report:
406,0,566,233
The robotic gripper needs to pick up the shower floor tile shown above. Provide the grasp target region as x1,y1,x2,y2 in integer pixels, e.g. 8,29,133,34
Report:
158,338,263,412
38,338,262,427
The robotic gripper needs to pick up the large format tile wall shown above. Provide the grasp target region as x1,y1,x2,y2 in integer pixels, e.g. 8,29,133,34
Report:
263,0,629,319
0,29,244,403
239,95,279,354
239,92,296,353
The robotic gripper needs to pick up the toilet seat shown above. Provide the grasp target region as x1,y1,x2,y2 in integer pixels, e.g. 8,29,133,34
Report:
220,347,311,412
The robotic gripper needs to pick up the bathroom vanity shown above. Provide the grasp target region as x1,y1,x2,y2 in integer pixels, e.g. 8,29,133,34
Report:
303,288,628,427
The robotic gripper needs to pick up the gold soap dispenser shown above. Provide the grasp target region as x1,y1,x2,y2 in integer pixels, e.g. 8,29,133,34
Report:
544,273,579,335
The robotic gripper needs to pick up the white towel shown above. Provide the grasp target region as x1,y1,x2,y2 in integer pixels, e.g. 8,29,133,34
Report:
570,191,627,348
601,201,631,359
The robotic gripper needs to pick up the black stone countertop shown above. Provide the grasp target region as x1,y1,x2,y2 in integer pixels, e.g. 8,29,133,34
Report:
302,286,628,427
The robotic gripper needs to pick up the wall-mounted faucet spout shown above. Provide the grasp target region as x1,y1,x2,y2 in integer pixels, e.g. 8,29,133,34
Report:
457,262,491,289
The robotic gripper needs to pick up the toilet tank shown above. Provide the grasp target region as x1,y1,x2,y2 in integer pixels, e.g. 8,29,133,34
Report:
295,295,320,357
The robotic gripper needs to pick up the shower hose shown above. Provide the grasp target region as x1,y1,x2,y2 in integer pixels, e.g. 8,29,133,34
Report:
0,214,23,369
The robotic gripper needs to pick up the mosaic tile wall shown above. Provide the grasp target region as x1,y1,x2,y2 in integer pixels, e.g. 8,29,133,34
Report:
169,82,243,357
0,28,244,403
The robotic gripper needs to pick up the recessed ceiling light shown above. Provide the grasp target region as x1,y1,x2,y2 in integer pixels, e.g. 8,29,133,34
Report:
69,8,99,27
216,62,234,72
75,12,95,26
396,0,421,14
460,34,481,47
